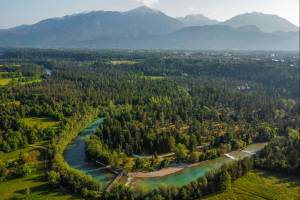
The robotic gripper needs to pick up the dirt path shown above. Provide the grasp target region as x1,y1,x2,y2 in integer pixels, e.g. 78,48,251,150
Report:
132,152,175,159
28,144,49,151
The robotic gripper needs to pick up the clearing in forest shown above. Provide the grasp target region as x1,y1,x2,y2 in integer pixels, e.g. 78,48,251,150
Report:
0,78,12,86
111,60,139,65
21,117,59,129
0,146,79,200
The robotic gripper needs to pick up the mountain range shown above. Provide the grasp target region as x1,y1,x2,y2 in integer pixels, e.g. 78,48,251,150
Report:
222,12,298,33
177,14,219,26
0,6,298,50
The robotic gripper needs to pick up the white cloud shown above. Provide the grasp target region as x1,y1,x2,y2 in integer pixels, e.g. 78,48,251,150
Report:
187,6,196,12
133,0,159,7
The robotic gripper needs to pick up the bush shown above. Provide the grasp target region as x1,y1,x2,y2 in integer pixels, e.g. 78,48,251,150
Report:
19,163,32,177
48,170,61,186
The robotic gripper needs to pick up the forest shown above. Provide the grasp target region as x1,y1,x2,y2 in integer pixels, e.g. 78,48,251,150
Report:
0,48,299,200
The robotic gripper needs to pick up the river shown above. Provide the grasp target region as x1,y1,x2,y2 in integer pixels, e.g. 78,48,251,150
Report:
63,117,267,191
131,143,267,190
64,118,115,189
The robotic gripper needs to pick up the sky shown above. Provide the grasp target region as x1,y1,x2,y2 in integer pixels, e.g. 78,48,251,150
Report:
0,0,299,29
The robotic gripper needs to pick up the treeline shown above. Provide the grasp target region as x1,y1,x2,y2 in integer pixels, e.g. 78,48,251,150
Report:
255,132,300,176
2,48,298,99
50,108,102,199
0,103,59,152
0,149,42,182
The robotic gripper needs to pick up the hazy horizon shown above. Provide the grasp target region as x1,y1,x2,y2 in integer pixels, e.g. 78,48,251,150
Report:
0,0,299,29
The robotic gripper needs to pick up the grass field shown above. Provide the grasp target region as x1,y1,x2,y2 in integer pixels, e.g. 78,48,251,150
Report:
0,64,21,68
0,141,48,162
0,78,12,86
0,148,80,200
0,72,43,86
0,72,10,76
143,76,166,80
203,170,300,200
18,78,43,85
21,117,59,129
111,60,139,65
0,100,21,107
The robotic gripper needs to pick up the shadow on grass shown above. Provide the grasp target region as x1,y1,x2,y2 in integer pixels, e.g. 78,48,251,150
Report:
13,183,81,200
8,171,81,200
25,173,47,183
256,170,300,188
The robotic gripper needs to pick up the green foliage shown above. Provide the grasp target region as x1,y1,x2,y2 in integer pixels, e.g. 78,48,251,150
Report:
0,49,299,199
21,117,59,129
48,170,61,187
219,170,231,191
21,163,32,177
0,159,9,181
24,187,32,200
188,151,201,163
174,143,188,161
255,137,300,176
203,170,300,200
288,128,300,140
51,110,102,197
0,162,79,200
0,78,11,86
143,157,253,200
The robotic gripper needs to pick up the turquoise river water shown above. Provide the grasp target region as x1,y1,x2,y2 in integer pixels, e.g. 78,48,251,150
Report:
64,118,267,190
133,143,266,190
64,118,114,188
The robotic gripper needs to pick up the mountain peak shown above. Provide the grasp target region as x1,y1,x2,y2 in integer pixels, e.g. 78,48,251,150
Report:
223,12,298,33
127,6,160,15
178,14,219,26
0,8,297,50
184,14,210,18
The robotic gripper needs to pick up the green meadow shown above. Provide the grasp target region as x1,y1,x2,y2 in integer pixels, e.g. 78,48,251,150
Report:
111,60,139,65
144,76,166,80
0,165,80,200
0,72,10,76
18,77,43,85
0,145,80,200
0,142,45,162
0,78,12,86
0,100,21,106
21,117,60,129
203,170,300,200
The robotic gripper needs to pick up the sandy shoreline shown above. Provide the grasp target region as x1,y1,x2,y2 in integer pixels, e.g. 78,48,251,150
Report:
128,163,201,178
129,143,268,178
